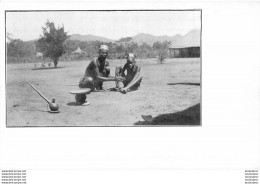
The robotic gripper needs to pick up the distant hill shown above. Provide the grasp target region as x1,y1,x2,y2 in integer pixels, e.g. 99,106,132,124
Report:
131,33,183,46
67,33,178,45
68,34,114,43
25,29,200,47
170,29,200,48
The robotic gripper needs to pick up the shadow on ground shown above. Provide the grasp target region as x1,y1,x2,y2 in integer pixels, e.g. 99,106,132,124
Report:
67,102,84,106
135,103,200,126
32,66,64,70
167,82,200,86
22,109,49,113
67,102,91,106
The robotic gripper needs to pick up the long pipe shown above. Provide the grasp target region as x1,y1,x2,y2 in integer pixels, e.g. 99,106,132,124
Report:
27,82,51,103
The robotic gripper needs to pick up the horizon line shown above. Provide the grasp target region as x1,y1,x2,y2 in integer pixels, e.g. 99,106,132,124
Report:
7,28,201,42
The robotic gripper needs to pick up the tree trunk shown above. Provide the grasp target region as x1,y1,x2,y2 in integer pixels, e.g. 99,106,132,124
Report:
53,58,58,68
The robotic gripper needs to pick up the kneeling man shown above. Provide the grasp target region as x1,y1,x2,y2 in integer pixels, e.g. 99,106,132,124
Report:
76,45,125,102
115,53,142,94
79,44,125,90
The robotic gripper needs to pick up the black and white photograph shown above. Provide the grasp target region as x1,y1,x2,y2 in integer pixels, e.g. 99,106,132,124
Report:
1,1,260,184
6,10,201,127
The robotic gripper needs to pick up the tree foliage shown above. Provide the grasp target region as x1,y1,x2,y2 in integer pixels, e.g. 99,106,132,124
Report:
36,20,69,67
7,28,172,63
153,41,171,63
7,39,35,58
117,37,133,43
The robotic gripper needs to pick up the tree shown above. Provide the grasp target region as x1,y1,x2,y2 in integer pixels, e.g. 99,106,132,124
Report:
153,41,171,64
64,40,80,53
37,20,69,67
117,37,133,43
7,39,35,58
126,42,138,53
136,42,152,58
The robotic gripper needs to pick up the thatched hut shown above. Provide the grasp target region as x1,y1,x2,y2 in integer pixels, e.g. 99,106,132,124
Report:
72,47,84,54
36,52,44,57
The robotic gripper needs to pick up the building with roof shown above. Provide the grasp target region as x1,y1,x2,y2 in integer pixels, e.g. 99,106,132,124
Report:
36,52,44,57
72,47,84,54
169,29,201,58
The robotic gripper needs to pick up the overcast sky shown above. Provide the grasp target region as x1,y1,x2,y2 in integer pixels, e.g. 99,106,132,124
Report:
6,11,201,41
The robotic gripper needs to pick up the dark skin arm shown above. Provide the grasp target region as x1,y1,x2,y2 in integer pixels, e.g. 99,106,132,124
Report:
121,63,128,75
92,59,124,82
119,65,141,94
122,65,141,90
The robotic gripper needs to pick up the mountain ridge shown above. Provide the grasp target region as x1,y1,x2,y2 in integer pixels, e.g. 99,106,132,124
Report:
67,29,200,46
25,29,200,47
68,34,114,42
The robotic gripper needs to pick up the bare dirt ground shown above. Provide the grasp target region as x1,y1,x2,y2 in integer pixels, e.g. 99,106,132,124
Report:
6,58,201,126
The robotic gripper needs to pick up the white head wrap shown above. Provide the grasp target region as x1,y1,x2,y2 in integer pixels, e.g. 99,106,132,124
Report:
128,53,135,58
99,45,109,51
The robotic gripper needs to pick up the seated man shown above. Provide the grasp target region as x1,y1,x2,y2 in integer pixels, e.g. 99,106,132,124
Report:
77,44,125,101
115,53,142,94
